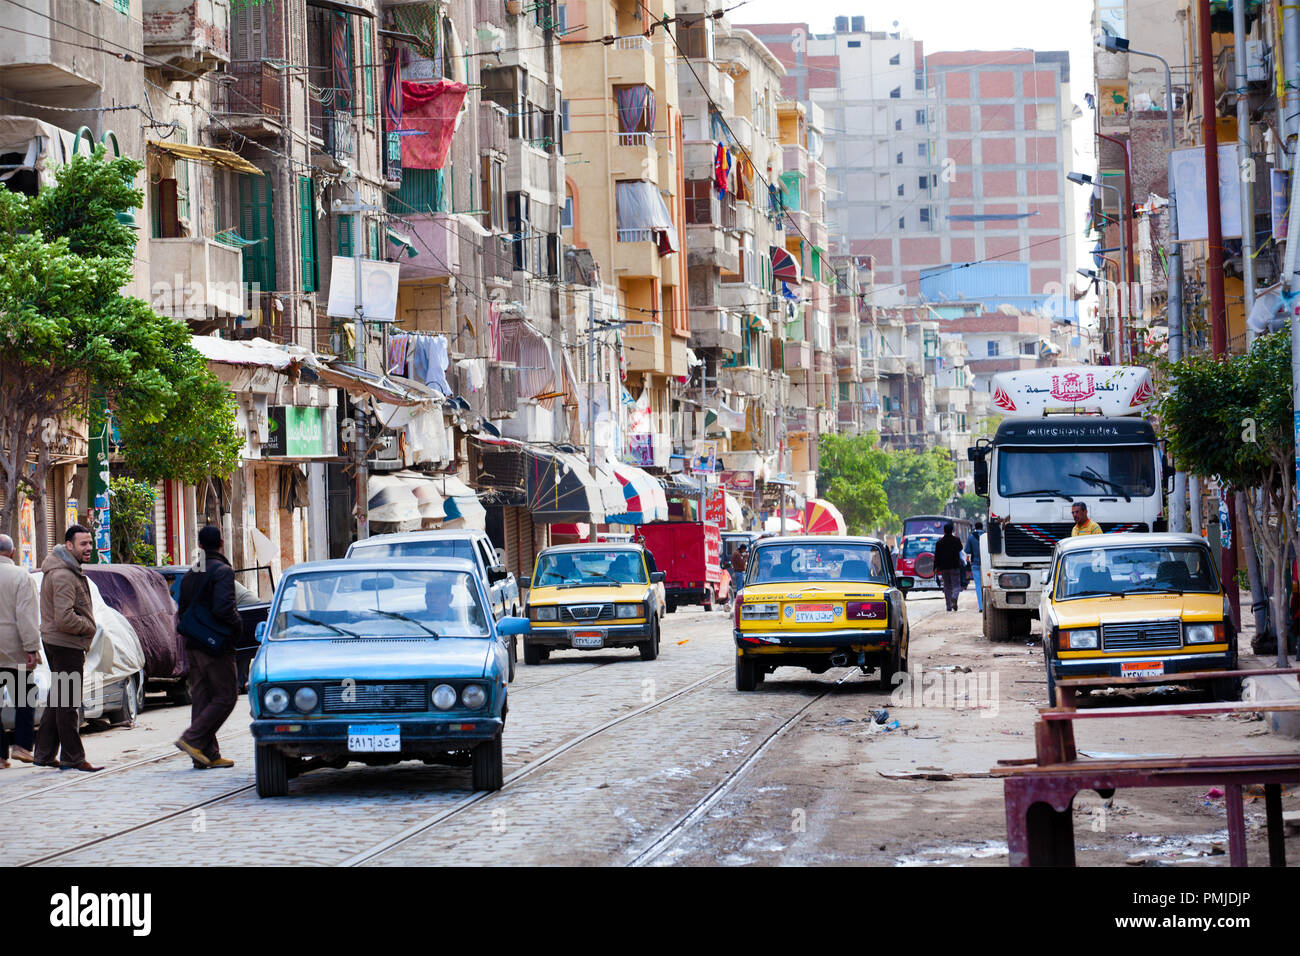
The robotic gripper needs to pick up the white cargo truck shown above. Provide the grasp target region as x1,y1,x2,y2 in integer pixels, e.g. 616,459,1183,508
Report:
967,366,1167,640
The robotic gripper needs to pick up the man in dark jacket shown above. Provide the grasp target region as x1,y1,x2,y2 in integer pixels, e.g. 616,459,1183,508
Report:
175,526,243,769
34,525,100,771
933,522,965,613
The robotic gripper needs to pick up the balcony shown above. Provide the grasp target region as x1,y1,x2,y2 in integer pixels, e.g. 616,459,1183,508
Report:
734,200,755,235
813,349,832,375
689,308,742,354
219,61,284,137
685,223,738,273
834,344,860,378
808,158,825,193
784,340,811,371
607,35,654,85
623,321,666,374
785,406,815,434
784,208,810,237
720,366,766,397
400,213,460,279
877,354,905,376
0,0,127,92
614,231,664,277
149,237,243,320
730,116,753,151
610,134,658,182
507,142,556,201
143,0,229,80
782,144,808,179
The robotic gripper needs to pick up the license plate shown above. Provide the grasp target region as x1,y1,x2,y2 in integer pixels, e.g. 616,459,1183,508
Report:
572,630,605,649
795,604,834,624
1120,661,1165,677
347,724,400,752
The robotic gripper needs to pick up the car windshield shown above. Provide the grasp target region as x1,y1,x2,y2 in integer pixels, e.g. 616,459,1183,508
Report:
749,543,888,584
270,568,490,639
534,550,647,586
902,536,939,559
350,539,476,562
997,446,1155,498
1057,545,1218,599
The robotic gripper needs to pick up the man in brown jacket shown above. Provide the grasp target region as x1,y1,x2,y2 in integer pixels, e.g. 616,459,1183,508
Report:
33,524,101,772
0,533,40,768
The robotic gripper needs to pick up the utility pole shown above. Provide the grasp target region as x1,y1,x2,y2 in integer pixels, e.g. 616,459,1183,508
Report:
1198,0,1237,623
699,357,707,525
588,289,597,542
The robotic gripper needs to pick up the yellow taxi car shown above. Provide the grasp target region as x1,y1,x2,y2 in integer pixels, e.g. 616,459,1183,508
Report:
523,544,666,663
733,535,913,691
1039,532,1239,705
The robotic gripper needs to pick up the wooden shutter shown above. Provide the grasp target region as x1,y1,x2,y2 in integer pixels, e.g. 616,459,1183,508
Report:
362,20,375,129
239,173,276,291
157,179,180,238
298,176,317,292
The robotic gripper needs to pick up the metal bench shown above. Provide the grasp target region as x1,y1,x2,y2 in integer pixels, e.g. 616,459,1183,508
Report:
993,667,1300,867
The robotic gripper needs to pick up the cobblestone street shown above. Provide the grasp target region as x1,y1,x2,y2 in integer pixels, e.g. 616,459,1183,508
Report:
5,593,1297,867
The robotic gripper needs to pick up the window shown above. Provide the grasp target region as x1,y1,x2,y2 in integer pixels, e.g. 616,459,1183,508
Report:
897,184,904,196
916,108,926,125
918,175,928,190
931,173,938,186
337,215,352,257
847,40,861,48
508,192,530,271
894,118,902,131
987,340,1000,357
231,2,268,59
917,142,927,158
481,156,506,232
298,176,318,291
888,52,900,65
678,14,713,60
685,179,713,224
362,20,375,130
896,152,903,164
889,87,901,99
561,195,573,229
919,207,930,224
1021,340,1037,356
238,173,276,291
555,2,567,31
561,99,570,133
915,73,925,91
898,216,905,228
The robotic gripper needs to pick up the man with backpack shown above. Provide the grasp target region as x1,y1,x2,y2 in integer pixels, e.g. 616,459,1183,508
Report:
175,526,243,769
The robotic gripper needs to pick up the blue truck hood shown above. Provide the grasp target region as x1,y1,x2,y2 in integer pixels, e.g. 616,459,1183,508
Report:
258,636,493,681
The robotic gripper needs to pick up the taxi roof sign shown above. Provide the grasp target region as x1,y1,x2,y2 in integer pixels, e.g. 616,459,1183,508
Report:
989,366,1154,418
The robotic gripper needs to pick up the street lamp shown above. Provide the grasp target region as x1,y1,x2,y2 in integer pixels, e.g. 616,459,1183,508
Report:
1098,30,1187,531
1068,171,1127,363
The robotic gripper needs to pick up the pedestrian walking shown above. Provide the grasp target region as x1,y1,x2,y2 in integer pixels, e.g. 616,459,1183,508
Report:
175,526,243,770
0,533,40,768
33,525,101,772
1070,502,1103,536
934,522,965,612
965,521,985,613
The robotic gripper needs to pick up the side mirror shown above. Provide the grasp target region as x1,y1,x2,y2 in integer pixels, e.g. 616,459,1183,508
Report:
973,457,989,496
650,571,665,584
966,446,977,462
519,576,531,590
497,616,530,636
897,576,914,590
255,621,267,642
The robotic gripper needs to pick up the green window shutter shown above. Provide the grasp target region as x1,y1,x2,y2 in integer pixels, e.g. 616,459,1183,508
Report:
238,173,276,292
338,215,353,257
298,176,317,293
363,21,376,130
367,219,380,260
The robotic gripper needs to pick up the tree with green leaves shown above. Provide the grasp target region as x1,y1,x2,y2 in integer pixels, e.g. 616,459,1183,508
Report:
1155,329,1294,665
0,147,241,550
109,476,157,565
816,433,893,535
880,447,958,529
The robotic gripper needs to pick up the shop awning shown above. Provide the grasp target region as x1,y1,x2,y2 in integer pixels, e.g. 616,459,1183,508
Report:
308,359,440,407
525,449,618,524
367,475,422,527
608,462,669,525
148,140,263,175
190,335,299,371
771,245,801,283
747,314,771,334
724,491,744,530
432,473,486,530
660,472,702,499
616,180,680,255
306,0,376,17
803,497,846,535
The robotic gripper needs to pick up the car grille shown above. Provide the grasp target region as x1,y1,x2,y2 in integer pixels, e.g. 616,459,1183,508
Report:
561,603,614,622
1103,620,1182,651
322,682,428,713
1004,521,1148,557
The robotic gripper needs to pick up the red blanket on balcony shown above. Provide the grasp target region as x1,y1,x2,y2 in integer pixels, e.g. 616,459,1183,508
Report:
400,80,468,170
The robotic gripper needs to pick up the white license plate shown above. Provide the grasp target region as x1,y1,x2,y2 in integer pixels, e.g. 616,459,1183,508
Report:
1120,661,1165,677
347,724,401,752
795,611,834,624
572,630,605,649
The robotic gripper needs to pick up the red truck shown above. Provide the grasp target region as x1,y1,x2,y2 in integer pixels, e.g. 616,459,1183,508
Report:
635,521,730,612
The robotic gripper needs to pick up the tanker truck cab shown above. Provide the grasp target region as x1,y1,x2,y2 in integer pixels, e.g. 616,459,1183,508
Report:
967,367,1167,642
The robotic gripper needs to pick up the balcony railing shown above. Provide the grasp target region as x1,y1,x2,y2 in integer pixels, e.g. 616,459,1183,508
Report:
222,60,283,127
616,35,652,51
618,228,654,243
618,131,652,147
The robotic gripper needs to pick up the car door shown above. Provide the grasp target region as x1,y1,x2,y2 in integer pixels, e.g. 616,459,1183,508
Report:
475,537,506,619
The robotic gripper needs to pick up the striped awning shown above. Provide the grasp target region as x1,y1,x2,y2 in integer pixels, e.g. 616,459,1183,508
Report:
770,245,801,283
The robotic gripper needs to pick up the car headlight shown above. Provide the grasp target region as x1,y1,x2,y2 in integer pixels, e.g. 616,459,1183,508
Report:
263,687,289,714
1063,628,1099,650
1185,623,1223,644
432,684,458,710
461,684,487,709
999,573,1030,589
531,605,558,621
293,687,318,713
616,602,644,619
741,602,779,620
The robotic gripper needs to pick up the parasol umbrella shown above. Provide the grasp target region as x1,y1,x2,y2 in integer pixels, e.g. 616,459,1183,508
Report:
803,498,846,535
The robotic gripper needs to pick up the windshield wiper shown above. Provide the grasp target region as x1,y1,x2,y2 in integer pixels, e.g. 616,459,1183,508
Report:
288,612,359,637
1072,589,1126,598
1126,586,1184,596
1069,470,1131,503
366,609,441,638
1011,488,1074,502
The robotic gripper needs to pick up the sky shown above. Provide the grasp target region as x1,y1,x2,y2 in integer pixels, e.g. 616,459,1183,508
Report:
732,0,1100,301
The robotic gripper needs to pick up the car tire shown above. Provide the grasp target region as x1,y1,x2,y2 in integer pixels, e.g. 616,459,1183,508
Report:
472,735,504,791
255,744,289,798
878,649,896,689
666,601,677,614
523,642,546,666
702,588,714,612
111,673,142,725
168,680,192,707
1210,675,1241,701
639,621,660,661
735,654,758,691
983,602,1010,642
